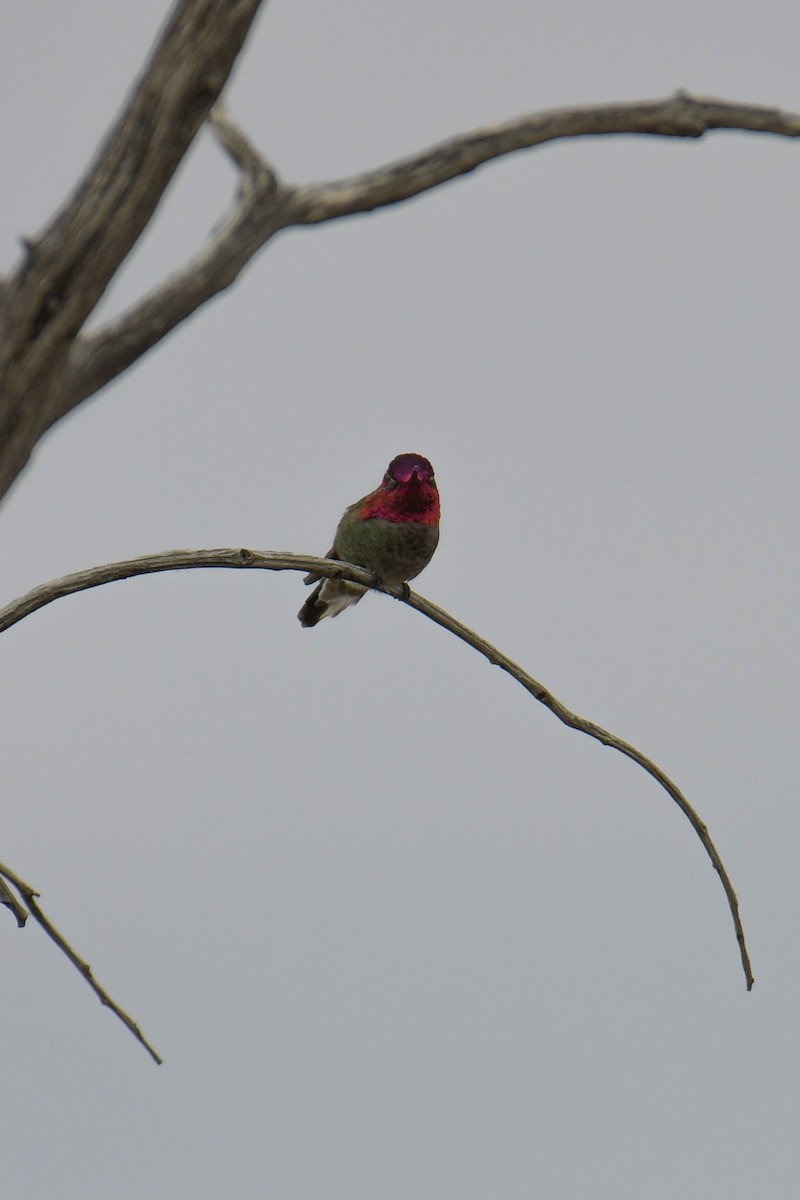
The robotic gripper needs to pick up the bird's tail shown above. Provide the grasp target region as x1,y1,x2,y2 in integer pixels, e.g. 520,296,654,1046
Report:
297,578,366,627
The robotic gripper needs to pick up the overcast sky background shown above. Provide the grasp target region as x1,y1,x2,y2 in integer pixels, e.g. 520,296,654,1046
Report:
2,2,800,1197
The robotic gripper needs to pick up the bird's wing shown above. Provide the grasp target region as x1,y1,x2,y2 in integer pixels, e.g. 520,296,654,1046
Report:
303,545,339,586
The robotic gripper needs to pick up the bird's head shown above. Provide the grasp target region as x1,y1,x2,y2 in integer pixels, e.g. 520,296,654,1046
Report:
359,453,439,523
384,453,436,487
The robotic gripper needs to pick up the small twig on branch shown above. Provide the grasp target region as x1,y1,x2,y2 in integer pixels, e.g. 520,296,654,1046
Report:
0,860,162,1064
208,99,280,196
0,875,27,926
0,548,754,991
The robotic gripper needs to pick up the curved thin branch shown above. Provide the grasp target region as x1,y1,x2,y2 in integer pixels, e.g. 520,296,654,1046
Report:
404,589,754,992
0,860,162,1064
47,92,800,430
0,548,754,991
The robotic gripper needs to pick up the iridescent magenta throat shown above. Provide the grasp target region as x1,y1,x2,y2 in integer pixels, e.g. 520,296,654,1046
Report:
359,480,440,525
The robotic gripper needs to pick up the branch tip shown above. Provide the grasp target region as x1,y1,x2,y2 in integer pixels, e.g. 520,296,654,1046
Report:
0,860,163,1064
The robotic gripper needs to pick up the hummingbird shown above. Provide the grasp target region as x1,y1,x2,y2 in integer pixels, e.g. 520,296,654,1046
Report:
298,453,440,627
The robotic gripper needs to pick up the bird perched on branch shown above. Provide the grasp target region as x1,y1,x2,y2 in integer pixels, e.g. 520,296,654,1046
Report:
298,453,440,627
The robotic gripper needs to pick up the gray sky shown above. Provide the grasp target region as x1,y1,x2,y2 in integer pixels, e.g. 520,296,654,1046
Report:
3,2,800,1196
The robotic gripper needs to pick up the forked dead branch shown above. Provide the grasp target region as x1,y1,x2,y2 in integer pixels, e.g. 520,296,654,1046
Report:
2,51,800,500
43,93,800,439
0,550,753,1059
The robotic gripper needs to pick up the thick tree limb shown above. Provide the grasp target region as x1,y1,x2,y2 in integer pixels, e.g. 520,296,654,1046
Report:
0,0,264,498
0,549,755,992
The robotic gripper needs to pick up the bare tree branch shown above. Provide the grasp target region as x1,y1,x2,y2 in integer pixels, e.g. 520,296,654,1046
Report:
0,860,163,1064
0,0,264,499
44,91,800,434
286,92,800,223
0,548,754,991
